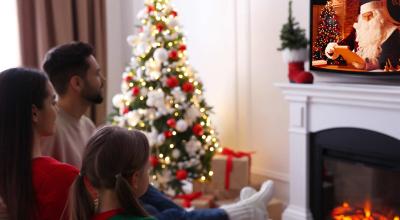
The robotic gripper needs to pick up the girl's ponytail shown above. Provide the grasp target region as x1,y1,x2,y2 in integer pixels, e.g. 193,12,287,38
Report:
115,173,148,217
69,174,94,220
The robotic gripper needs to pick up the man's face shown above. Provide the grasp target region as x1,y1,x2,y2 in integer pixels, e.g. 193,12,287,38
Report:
81,55,105,104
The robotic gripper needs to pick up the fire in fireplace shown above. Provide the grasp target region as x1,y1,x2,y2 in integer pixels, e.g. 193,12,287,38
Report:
309,128,400,220
331,201,400,219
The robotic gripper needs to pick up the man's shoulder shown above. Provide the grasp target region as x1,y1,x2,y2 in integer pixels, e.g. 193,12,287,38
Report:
80,115,96,130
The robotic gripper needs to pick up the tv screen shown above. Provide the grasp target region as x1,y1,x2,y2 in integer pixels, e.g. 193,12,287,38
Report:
310,0,400,75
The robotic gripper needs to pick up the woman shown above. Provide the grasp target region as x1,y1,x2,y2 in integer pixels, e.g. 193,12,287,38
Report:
0,68,79,220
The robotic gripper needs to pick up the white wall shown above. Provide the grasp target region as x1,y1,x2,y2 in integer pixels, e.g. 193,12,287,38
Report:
106,0,310,204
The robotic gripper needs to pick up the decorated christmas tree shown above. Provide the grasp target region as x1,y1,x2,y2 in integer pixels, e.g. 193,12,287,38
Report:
110,0,219,195
278,0,308,51
312,0,342,61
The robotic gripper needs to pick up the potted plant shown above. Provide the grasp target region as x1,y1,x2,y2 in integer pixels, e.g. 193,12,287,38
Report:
278,0,313,84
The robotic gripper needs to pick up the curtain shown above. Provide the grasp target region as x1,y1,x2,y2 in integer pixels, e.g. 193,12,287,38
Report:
17,0,107,125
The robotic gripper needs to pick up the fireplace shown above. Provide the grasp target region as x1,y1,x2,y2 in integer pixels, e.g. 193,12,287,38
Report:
309,128,400,219
277,83,400,220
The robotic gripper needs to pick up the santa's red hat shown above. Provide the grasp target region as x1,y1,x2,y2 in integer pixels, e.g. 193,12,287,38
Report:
360,0,382,14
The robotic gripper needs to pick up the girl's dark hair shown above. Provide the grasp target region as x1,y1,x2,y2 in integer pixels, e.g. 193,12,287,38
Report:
0,68,49,220
70,126,150,220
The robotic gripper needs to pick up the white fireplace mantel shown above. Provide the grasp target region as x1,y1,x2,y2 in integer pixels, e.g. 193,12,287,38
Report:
276,82,400,220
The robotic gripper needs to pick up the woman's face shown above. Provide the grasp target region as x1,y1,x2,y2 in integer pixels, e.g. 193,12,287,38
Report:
131,160,150,197
33,82,57,137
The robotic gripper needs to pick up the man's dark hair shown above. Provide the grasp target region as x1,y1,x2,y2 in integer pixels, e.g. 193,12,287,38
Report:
42,42,94,96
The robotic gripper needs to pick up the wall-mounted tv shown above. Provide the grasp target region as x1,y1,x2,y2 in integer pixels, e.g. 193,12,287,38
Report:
310,0,400,76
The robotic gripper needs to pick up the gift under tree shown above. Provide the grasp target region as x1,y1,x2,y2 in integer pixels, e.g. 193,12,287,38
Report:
278,0,313,84
110,0,219,196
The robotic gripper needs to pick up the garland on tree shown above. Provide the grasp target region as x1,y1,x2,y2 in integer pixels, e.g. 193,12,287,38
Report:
278,0,308,51
110,0,219,196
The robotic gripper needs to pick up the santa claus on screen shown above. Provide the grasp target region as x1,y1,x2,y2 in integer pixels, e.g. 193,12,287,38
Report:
325,0,400,70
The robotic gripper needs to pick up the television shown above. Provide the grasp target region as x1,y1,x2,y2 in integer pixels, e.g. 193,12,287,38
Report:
310,0,400,83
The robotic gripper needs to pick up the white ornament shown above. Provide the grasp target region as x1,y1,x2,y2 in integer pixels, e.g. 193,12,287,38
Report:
121,82,130,94
172,149,181,159
126,111,141,127
146,129,158,147
153,48,169,62
171,87,186,103
137,8,148,20
176,119,188,132
146,90,165,108
184,106,201,125
156,134,166,146
112,94,125,109
136,67,144,78
185,136,202,156
130,57,138,69
140,88,148,96
127,35,138,47
135,43,149,56
167,17,178,28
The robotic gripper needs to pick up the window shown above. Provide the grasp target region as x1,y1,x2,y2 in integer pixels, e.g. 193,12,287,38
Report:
0,0,21,71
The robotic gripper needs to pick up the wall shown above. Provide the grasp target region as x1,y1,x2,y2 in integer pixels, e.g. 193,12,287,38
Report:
106,0,310,204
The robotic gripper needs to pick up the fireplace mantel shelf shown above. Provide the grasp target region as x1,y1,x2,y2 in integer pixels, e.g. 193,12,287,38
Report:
276,82,400,220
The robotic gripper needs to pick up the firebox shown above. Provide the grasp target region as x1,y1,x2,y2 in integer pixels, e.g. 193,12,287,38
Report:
309,128,400,220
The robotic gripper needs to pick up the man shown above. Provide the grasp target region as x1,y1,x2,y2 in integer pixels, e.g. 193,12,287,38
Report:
325,0,400,70
42,42,104,168
41,42,273,220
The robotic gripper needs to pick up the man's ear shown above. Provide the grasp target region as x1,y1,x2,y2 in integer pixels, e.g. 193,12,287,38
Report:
70,75,84,92
32,105,39,123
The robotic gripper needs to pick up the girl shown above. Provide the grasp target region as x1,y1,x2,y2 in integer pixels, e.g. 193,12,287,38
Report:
70,126,274,220
0,68,79,220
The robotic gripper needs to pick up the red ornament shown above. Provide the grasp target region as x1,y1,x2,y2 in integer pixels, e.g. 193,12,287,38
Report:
166,76,179,88
167,118,176,128
125,75,133,82
164,130,173,138
149,155,159,167
170,10,178,17
147,5,155,13
156,23,164,32
132,86,140,96
182,82,194,93
169,50,178,60
123,107,130,114
192,124,204,136
178,44,187,51
176,169,188,180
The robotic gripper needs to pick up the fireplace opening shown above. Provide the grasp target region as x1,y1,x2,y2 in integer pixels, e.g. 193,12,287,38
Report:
309,128,400,220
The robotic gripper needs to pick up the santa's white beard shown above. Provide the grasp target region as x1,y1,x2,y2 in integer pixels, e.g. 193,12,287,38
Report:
353,9,386,65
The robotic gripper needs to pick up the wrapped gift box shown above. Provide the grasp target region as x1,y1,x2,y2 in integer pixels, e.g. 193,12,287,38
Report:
211,154,250,191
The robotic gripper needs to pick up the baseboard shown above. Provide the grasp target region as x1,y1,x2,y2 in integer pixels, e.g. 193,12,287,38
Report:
251,167,289,183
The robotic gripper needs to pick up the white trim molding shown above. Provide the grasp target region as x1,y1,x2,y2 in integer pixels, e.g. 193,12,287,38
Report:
277,82,400,220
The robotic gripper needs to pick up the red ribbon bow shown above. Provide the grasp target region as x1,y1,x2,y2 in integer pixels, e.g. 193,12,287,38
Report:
175,192,202,208
219,147,253,190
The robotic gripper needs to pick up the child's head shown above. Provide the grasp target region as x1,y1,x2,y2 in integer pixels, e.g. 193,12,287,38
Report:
70,126,150,219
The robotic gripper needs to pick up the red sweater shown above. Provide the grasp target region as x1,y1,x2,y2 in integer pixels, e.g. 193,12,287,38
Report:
32,156,79,220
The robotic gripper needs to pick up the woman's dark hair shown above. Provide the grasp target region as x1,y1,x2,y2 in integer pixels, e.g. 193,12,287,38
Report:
42,41,94,96
69,126,150,220
0,68,49,220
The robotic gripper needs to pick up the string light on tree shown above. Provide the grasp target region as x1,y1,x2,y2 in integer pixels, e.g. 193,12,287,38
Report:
110,0,219,195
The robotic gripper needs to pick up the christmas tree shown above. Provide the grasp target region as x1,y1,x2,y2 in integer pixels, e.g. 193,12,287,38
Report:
278,0,308,51
312,0,342,61
110,0,219,195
